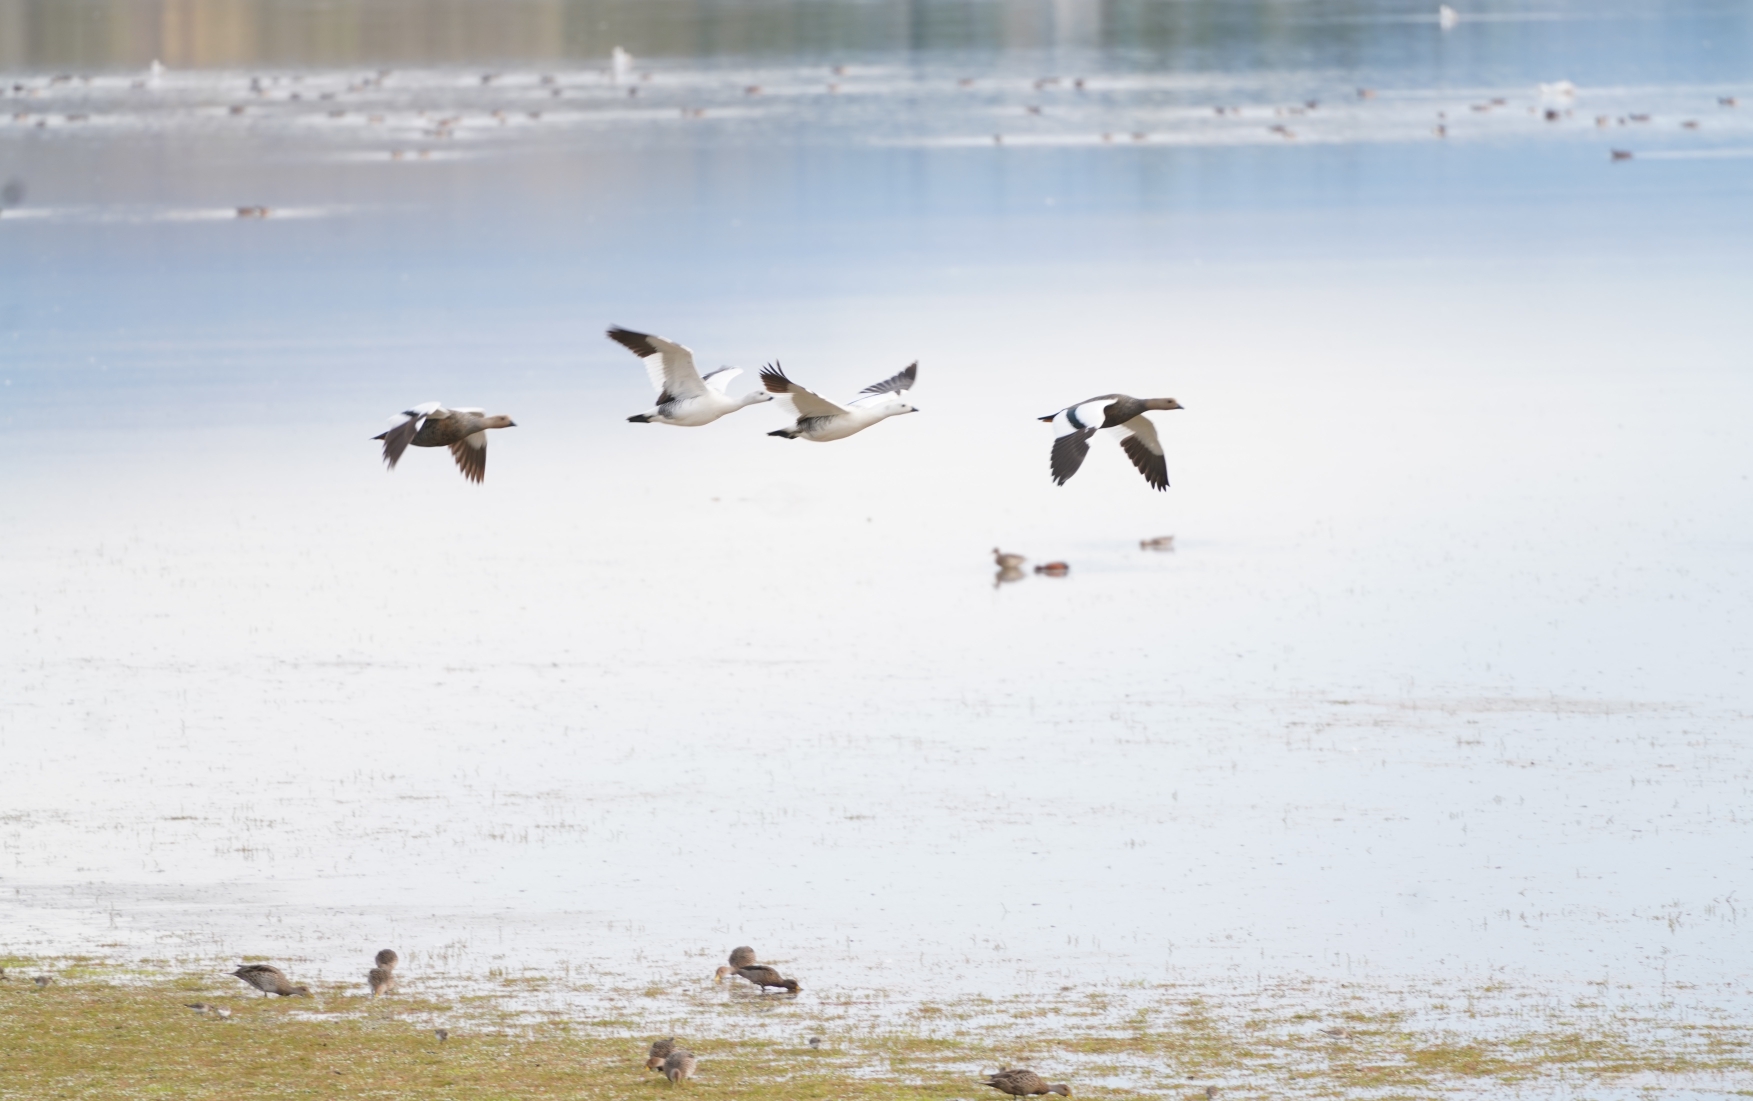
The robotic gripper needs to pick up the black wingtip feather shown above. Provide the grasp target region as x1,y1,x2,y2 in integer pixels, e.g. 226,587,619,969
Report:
607,326,659,359
760,362,792,393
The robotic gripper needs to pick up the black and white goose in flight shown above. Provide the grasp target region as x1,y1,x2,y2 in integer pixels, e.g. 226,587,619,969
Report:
1038,394,1183,490
607,327,774,426
374,403,517,484
761,361,918,441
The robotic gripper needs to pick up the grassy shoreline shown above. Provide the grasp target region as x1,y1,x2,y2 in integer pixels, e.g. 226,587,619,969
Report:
2,960,1749,1099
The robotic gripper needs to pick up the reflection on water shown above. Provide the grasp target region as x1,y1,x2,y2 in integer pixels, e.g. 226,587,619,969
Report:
1,0,1752,1059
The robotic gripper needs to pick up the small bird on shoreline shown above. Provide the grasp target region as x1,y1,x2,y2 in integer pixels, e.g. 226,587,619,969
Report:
728,964,799,993
646,1037,678,1070
368,948,397,997
983,1069,1071,1097
374,403,516,483
663,1047,698,1085
714,946,758,982
607,327,773,426
761,361,918,441
231,964,312,997
1039,394,1183,490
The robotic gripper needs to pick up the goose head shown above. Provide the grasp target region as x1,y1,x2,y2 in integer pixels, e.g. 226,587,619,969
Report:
484,414,517,428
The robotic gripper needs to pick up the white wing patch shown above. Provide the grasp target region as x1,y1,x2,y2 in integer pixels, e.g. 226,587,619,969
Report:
700,366,742,395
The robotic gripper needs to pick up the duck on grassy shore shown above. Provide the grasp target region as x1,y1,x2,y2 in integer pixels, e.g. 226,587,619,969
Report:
663,1047,698,1085
231,964,311,997
983,1069,1071,1097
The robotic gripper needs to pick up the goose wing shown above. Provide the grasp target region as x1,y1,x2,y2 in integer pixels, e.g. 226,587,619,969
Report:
607,327,707,403
857,361,917,398
761,364,848,418
374,402,447,469
1117,414,1169,490
449,431,487,483
700,366,743,395
1049,427,1096,486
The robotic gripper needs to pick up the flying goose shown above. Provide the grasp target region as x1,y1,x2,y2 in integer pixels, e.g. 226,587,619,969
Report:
231,964,312,997
714,946,758,982
662,1047,698,1086
646,1037,678,1070
374,403,516,484
983,1070,1071,1097
1038,394,1183,490
607,327,773,426
761,361,918,441
728,964,799,992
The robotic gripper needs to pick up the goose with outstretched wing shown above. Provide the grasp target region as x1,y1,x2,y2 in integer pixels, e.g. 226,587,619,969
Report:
374,403,517,484
1038,393,1183,490
607,327,773,426
762,361,918,441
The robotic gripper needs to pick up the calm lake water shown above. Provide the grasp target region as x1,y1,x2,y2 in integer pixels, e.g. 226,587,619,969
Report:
2,0,1751,1041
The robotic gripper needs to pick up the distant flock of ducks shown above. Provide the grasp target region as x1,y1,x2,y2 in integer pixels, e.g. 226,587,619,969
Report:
191,944,1074,1092
376,326,1184,491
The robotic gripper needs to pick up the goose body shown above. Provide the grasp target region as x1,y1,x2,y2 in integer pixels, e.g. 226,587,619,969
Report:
731,964,799,992
231,964,311,997
374,403,516,484
984,1070,1071,1097
608,327,773,426
715,946,758,982
662,1048,698,1085
761,361,918,441
368,966,395,996
1038,394,1182,490
647,1037,678,1070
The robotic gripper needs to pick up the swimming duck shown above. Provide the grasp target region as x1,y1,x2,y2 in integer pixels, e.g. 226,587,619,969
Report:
983,1070,1071,1097
993,549,1026,570
1038,394,1183,490
662,1047,698,1085
231,964,312,997
761,362,918,441
374,403,516,484
715,946,758,981
1139,535,1175,551
729,964,799,992
607,327,773,426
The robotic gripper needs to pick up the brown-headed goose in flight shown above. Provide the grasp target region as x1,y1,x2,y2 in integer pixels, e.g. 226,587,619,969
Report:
761,362,918,441
1038,394,1183,490
607,327,773,426
374,403,516,484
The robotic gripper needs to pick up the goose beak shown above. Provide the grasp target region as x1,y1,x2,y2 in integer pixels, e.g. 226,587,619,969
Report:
508,420,519,426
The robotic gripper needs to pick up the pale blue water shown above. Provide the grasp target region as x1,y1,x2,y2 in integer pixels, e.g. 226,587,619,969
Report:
2,0,1751,1055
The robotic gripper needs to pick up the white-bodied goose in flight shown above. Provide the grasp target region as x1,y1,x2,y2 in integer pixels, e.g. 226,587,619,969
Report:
374,403,516,484
1038,394,1183,490
761,361,918,441
607,327,773,426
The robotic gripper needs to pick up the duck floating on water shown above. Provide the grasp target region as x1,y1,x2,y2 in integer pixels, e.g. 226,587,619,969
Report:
761,362,918,441
607,327,773,427
374,403,516,484
1039,394,1183,490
